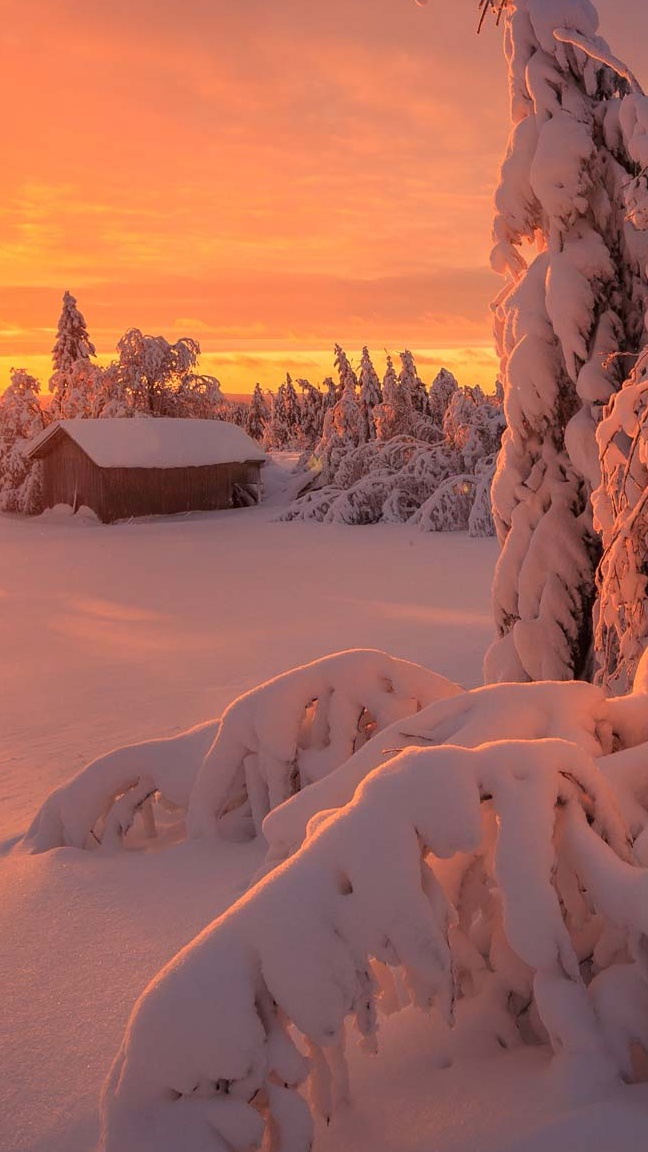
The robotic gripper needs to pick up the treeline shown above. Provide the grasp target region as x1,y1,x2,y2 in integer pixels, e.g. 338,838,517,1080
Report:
0,291,502,519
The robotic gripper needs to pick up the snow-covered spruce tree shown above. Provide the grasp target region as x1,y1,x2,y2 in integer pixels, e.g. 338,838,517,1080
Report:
49,290,97,418
246,383,270,442
297,379,325,446
591,91,648,691
51,290,96,373
444,386,505,473
399,349,429,416
276,373,301,444
428,367,459,428
316,378,365,485
333,343,358,396
264,384,292,449
0,369,45,513
373,354,414,440
358,346,382,439
311,349,365,482
485,0,648,684
322,375,339,410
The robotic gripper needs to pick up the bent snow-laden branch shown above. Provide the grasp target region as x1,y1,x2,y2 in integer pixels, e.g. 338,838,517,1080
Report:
23,720,220,854
187,649,461,839
23,650,461,853
100,739,648,1152
262,676,628,864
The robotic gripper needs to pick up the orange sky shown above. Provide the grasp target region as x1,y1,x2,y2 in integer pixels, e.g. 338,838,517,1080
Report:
1,0,645,394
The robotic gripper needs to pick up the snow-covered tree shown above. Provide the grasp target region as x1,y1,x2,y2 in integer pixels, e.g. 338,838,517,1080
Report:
429,367,459,428
114,329,223,417
322,376,339,410
398,349,428,415
315,371,365,484
85,363,131,418
264,384,292,449
444,387,505,473
283,373,301,436
373,355,414,441
298,380,325,446
333,344,358,396
0,369,45,513
246,383,270,442
51,290,96,374
589,82,648,691
49,358,107,419
358,346,382,439
49,290,97,417
485,0,648,685
281,384,502,532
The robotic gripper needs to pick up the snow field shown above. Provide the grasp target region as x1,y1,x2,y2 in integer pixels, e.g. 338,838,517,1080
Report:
0,497,497,1152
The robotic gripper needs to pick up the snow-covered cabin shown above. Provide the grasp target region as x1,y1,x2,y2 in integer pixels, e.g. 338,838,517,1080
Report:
27,418,266,523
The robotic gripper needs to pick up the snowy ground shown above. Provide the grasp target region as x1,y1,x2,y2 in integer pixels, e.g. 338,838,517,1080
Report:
2,463,647,1152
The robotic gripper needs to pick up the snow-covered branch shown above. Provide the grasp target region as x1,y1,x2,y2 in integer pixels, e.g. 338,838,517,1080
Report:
100,737,648,1152
23,651,461,852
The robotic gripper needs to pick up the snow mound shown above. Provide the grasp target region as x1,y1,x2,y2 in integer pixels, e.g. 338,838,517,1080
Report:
100,737,648,1152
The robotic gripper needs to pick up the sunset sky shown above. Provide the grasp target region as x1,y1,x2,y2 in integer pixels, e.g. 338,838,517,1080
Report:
1,0,646,394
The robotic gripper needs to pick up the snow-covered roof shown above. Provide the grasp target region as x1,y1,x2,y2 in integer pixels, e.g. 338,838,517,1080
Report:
28,418,266,469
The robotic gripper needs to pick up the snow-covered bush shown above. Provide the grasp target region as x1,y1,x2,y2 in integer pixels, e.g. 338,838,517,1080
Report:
100,729,648,1152
282,385,503,533
25,651,461,852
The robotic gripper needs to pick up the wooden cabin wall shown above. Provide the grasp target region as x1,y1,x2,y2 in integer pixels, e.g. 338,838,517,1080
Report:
39,435,263,523
41,438,108,519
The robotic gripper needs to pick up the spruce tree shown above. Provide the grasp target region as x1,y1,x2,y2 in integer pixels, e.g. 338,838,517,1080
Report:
484,0,648,684
429,368,459,429
374,354,414,440
283,374,301,441
398,350,428,415
52,290,96,373
358,347,382,440
333,344,358,396
246,383,270,442
50,290,97,418
297,380,325,445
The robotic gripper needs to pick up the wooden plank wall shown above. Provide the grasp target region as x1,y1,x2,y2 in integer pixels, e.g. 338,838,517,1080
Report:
40,436,262,523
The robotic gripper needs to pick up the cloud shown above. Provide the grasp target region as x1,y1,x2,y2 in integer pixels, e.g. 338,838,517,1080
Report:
0,0,645,388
